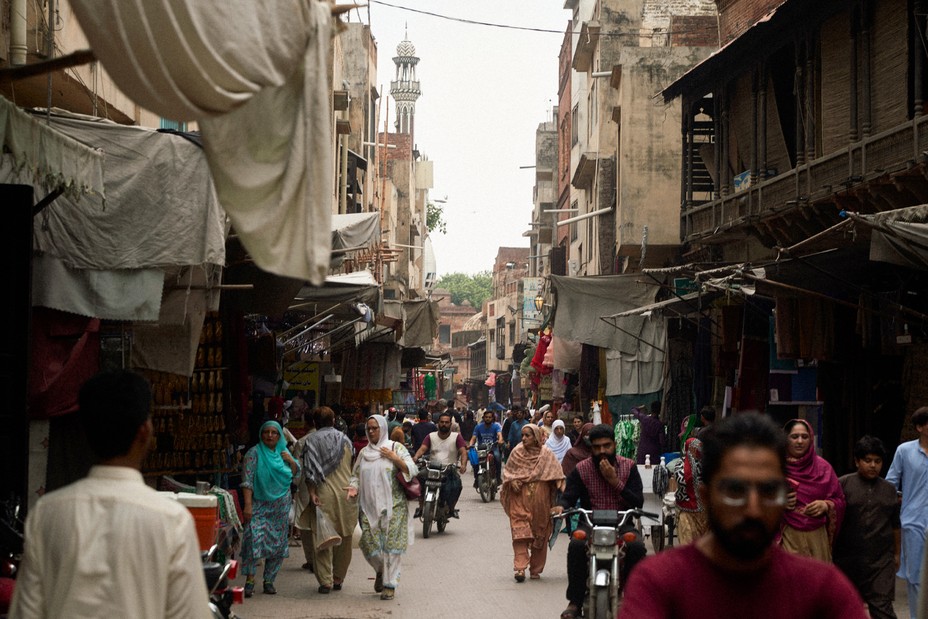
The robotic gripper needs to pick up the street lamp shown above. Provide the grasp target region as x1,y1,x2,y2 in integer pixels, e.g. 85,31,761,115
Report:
534,294,545,313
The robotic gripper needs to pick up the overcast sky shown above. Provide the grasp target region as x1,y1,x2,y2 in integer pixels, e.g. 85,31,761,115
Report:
359,1,569,277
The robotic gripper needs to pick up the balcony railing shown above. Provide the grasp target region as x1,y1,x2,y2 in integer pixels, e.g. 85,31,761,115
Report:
682,115,928,241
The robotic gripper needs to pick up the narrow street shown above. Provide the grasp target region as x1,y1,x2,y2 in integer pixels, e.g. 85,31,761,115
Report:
230,480,914,619
231,482,570,619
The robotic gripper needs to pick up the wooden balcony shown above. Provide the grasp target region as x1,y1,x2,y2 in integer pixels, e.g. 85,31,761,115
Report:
683,115,928,245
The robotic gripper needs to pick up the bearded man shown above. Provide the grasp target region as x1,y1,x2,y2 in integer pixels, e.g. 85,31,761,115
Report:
619,413,867,619
551,424,646,619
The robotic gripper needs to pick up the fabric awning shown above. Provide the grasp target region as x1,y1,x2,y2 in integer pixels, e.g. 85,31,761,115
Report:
383,299,440,348
606,289,722,319
0,96,104,197
331,213,381,254
847,206,928,271
550,274,662,351
69,0,334,285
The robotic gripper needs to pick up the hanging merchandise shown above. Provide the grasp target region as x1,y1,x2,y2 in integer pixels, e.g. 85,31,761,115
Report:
485,372,496,387
423,371,437,400
615,415,640,461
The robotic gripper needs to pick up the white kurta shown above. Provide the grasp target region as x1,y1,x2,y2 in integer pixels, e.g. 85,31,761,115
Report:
11,466,211,619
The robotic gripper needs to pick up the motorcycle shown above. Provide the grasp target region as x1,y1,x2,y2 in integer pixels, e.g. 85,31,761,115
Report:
473,443,498,503
553,507,657,619
417,460,457,539
203,527,244,618
0,496,23,617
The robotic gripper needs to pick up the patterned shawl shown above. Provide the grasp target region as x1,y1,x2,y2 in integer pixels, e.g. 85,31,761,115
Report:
783,419,846,537
302,426,354,486
501,424,565,486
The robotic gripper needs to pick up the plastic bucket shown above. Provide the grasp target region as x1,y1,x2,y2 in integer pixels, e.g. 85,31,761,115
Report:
176,494,219,551
467,446,479,467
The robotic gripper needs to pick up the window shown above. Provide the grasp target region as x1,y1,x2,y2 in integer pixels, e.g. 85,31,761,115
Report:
438,324,451,345
587,217,594,263
571,104,579,147
159,118,187,131
570,200,579,242
508,320,515,343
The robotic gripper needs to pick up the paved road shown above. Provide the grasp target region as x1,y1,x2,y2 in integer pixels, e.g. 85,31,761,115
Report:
228,485,913,619
229,481,572,619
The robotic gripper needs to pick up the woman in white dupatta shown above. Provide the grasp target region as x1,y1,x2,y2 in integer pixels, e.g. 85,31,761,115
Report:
546,419,572,463
347,414,418,601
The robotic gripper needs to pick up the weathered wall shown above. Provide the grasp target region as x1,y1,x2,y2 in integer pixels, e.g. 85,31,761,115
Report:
617,46,713,249
716,0,782,44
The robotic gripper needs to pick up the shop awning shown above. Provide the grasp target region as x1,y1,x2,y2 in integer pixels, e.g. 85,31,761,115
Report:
0,96,104,197
331,212,381,254
606,288,723,319
550,274,662,351
383,299,440,348
847,205,928,272
69,0,335,285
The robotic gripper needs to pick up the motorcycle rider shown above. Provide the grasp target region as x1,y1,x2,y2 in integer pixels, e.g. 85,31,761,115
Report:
413,411,468,519
551,424,646,619
469,409,504,488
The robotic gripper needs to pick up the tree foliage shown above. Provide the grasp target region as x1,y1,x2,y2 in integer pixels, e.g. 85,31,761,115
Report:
435,271,492,309
426,201,447,234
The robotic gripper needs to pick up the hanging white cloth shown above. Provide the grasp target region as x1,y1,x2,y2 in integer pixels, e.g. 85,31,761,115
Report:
68,0,334,285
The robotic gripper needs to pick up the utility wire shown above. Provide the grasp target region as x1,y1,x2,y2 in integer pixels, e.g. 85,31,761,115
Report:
369,0,718,39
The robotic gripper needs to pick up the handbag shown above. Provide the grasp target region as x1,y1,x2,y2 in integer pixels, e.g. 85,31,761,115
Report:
393,442,421,500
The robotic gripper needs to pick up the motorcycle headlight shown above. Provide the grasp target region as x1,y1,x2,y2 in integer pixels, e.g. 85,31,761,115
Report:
427,469,442,480
592,527,617,546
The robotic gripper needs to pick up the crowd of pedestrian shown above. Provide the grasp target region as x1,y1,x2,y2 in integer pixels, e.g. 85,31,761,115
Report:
9,370,927,618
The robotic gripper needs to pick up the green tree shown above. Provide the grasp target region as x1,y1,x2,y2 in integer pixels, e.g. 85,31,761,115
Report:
435,271,492,309
426,201,447,234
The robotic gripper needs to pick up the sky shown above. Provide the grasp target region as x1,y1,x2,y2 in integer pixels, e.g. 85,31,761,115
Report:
358,1,571,277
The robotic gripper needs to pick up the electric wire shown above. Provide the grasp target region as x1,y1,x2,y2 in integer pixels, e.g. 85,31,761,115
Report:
368,0,719,40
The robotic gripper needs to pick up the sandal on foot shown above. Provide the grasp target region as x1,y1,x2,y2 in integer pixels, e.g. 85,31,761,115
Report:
380,587,395,600
560,605,580,619
514,569,526,583
333,581,343,591
530,573,541,580
374,572,384,593
263,582,277,595
318,585,332,594
243,582,255,598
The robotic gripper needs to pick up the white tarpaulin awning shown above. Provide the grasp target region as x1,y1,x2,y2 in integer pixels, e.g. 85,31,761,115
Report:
848,205,928,271
69,0,334,285
0,96,104,197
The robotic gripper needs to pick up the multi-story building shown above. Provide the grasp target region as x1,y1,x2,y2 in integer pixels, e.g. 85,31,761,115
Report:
553,0,717,278
662,0,928,464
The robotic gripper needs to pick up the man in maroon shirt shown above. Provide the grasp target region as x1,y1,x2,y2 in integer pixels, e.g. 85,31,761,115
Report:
620,412,868,619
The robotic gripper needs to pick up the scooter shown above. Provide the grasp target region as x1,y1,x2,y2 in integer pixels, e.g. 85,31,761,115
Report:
553,507,657,619
474,443,499,503
417,460,457,539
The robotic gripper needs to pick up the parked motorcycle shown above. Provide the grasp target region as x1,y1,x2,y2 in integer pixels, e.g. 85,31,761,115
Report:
0,496,23,617
417,460,457,539
474,443,498,503
203,528,244,618
553,507,657,619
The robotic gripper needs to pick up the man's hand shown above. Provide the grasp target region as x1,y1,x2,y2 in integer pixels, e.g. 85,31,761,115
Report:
599,458,619,487
550,505,564,517
511,480,523,492
345,486,358,500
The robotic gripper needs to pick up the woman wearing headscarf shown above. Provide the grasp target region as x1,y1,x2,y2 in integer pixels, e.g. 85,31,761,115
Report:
500,424,565,582
241,420,301,596
546,420,572,463
303,406,358,594
347,414,418,601
561,422,593,477
538,409,557,441
781,419,845,562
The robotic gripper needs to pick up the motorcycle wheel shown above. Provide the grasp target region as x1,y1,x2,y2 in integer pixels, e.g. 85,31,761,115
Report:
422,501,433,539
437,513,447,533
593,587,610,619
490,480,497,502
478,475,491,503
651,524,665,552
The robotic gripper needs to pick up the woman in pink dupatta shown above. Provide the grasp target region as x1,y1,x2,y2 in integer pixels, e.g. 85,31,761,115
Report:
500,424,565,582
781,419,845,562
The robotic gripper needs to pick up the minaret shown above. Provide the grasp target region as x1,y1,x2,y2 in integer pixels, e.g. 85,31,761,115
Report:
390,29,421,145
